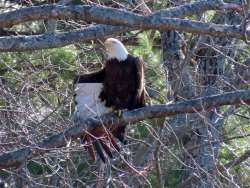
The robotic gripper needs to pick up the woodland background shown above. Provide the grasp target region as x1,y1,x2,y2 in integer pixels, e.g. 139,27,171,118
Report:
0,0,249,187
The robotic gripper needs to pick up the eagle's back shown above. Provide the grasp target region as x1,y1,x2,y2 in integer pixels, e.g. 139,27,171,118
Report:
102,54,145,110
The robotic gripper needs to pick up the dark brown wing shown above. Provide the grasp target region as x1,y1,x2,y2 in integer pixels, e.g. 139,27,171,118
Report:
73,68,105,85
129,57,145,110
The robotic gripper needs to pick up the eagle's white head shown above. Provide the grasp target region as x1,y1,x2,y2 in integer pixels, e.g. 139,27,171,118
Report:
104,38,128,61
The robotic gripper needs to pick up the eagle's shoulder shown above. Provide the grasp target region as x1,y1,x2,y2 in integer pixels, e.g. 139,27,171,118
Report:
125,54,144,68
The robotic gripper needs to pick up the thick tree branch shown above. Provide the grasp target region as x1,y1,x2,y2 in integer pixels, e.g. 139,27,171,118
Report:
0,19,245,52
0,25,131,51
0,1,245,52
0,90,249,169
0,1,239,28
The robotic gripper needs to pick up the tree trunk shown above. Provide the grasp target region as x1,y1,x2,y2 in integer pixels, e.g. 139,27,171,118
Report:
161,4,241,187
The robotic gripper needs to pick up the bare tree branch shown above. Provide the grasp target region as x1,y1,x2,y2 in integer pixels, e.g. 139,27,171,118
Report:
0,1,245,52
0,90,249,170
225,150,250,169
177,148,250,188
0,19,246,52
0,1,240,28
0,24,131,51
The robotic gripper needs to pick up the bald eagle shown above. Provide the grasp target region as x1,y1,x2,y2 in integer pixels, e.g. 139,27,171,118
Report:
74,38,145,162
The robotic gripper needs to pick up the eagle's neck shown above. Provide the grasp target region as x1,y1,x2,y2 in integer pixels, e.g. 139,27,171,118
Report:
107,46,128,61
